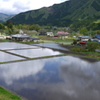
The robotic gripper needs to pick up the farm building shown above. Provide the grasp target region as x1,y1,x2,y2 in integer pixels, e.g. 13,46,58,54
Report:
11,34,39,42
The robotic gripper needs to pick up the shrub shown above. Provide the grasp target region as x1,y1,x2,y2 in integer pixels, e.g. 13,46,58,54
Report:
88,39,91,42
86,42,99,52
72,39,77,45
71,48,82,52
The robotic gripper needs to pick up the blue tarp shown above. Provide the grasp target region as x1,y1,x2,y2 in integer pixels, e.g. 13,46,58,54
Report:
93,40,100,43
95,36,100,39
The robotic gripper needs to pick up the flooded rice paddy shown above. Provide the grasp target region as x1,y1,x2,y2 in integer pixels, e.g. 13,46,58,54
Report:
0,51,23,62
0,42,100,100
32,43,69,51
7,48,63,58
0,56,100,100
0,42,38,50
0,42,63,62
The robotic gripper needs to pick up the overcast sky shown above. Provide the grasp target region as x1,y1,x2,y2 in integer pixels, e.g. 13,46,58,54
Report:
0,0,67,14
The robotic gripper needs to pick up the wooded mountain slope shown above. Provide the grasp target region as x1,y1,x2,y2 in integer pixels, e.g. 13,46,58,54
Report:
9,0,100,26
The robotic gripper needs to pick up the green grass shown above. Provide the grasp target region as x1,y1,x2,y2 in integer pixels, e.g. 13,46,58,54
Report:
94,19,100,23
83,52,100,59
0,39,10,42
0,87,22,100
38,36,73,44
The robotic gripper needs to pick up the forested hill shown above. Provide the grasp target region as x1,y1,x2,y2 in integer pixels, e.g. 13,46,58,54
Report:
0,13,14,22
9,0,100,27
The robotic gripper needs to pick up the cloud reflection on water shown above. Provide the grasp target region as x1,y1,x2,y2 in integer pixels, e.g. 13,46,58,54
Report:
8,48,62,58
0,56,100,100
0,60,46,85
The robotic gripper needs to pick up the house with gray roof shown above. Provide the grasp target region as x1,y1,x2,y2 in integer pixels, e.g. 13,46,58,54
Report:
11,34,39,42
77,36,91,41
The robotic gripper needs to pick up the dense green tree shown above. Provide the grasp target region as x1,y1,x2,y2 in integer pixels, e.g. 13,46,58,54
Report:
80,27,88,34
22,24,30,30
7,23,13,29
95,30,100,34
29,24,40,31
72,39,77,45
5,21,13,29
39,29,46,35
17,24,22,29
0,23,5,29
87,42,99,52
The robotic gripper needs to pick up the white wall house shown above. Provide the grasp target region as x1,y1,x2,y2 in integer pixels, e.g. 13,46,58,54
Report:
78,36,91,41
46,32,54,36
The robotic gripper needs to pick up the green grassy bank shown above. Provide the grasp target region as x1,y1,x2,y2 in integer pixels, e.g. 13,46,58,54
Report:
0,87,21,100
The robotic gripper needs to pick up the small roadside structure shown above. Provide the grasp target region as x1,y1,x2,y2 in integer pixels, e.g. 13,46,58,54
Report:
29,37,40,42
32,30,37,33
39,29,46,35
19,29,24,34
54,35,58,37
79,41,87,45
46,32,54,36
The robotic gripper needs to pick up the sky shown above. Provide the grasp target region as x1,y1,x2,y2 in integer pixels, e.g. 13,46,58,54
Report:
0,0,67,14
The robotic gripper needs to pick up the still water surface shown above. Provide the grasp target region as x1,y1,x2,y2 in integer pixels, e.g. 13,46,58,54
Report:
0,42,39,50
0,56,100,100
8,48,63,58
0,51,24,62
32,43,69,51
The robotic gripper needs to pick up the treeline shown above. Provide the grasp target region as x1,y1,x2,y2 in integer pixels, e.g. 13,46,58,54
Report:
0,21,59,35
70,18,100,33
1,19,100,36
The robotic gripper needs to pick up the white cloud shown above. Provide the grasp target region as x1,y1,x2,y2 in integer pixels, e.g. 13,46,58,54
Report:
0,0,67,14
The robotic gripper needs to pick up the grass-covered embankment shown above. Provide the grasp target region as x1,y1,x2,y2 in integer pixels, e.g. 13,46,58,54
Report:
0,39,10,42
0,87,21,100
70,42,100,60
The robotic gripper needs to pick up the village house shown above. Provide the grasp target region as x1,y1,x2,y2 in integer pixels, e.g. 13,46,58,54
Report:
29,37,40,42
11,34,30,41
93,36,100,43
46,32,54,36
0,35,6,39
0,32,12,39
32,30,37,33
0,32,6,39
11,34,40,42
77,36,91,41
11,29,39,42
57,31,69,39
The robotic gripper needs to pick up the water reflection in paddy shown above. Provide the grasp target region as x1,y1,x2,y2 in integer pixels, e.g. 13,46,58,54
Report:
32,43,69,51
0,51,24,62
0,56,100,100
0,42,39,50
8,48,63,58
